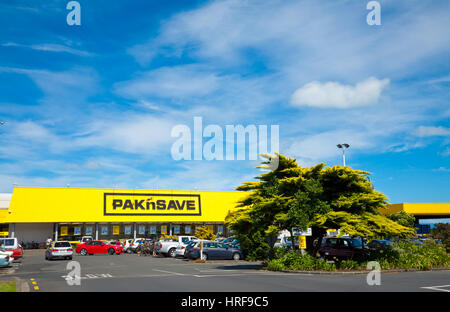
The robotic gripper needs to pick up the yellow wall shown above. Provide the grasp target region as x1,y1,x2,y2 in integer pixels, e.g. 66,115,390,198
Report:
4,187,247,223
381,203,450,216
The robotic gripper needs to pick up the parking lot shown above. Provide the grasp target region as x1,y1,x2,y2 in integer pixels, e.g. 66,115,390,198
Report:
0,249,449,292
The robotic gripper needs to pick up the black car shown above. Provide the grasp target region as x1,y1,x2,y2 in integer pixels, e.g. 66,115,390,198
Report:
318,237,369,261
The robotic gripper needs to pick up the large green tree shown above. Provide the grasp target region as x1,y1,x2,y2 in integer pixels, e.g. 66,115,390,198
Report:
386,211,416,228
226,153,415,260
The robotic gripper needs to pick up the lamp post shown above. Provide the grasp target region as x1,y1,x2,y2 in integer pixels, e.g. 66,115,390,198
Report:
337,143,350,167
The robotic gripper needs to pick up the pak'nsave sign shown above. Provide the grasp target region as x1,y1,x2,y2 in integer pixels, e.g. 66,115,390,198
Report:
103,193,201,216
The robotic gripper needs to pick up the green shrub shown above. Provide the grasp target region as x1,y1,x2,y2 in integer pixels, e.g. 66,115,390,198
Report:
267,251,337,271
273,246,289,259
372,241,450,270
266,240,450,272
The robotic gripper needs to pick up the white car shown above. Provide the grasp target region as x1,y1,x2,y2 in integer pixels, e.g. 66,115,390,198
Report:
0,254,11,268
81,236,93,243
175,239,199,257
45,241,73,260
159,236,199,257
0,247,14,259
123,239,134,253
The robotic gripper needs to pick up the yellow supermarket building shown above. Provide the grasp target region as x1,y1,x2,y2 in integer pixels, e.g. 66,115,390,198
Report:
0,187,246,243
1,186,450,244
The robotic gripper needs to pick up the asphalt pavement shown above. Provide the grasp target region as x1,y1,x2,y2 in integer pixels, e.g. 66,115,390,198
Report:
1,249,449,292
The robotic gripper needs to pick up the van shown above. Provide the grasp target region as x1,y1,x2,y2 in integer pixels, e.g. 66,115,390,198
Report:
0,237,22,260
0,237,19,250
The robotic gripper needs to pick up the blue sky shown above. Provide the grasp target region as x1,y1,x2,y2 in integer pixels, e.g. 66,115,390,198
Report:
0,0,449,203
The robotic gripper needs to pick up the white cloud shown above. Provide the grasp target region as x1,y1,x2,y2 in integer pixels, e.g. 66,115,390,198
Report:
65,161,101,170
285,129,373,165
290,77,389,109
435,167,450,172
74,114,176,155
415,126,450,137
1,42,93,56
115,65,219,99
142,161,256,191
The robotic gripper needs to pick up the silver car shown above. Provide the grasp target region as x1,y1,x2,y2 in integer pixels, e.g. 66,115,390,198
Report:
45,241,73,260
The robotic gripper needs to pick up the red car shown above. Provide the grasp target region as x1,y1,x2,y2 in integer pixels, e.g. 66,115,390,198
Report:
75,240,123,256
12,247,23,260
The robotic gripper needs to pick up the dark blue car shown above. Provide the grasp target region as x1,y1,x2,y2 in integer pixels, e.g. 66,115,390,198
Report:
186,241,243,260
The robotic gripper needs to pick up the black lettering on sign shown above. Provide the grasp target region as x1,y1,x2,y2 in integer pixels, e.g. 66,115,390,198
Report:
187,200,195,210
112,199,122,210
135,200,145,210
176,200,185,210
123,200,134,210
156,200,166,210
167,200,177,210
104,193,201,216
146,200,155,210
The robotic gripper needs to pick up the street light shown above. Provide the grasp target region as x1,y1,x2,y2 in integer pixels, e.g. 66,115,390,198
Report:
337,143,350,166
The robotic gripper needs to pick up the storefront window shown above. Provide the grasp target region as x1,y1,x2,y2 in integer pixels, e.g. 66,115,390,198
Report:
100,225,109,236
73,226,82,236
124,225,132,236
58,224,84,241
138,225,146,236
85,225,94,236
0,225,9,237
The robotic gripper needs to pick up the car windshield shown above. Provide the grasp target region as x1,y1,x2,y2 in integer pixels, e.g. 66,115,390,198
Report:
54,242,71,248
2,239,15,247
350,239,363,247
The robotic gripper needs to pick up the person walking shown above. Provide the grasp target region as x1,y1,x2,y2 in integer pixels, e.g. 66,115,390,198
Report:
152,239,158,257
46,237,53,248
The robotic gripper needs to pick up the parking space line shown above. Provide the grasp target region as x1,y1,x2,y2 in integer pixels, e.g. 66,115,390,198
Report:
152,269,185,276
421,285,450,292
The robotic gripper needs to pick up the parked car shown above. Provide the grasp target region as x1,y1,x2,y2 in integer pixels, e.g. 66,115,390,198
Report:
185,241,243,260
0,247,14,259
174,239,202,257
129,238,153,253
45,241,73,260
221,237,236,244
159,236,199,257
75,240,123,255
122,239,134,253
81,236,93,243
0,254,10,268
0,237,23,260
368,239,393,250
108,240,124,247
318,237,369,261
395,238,424,246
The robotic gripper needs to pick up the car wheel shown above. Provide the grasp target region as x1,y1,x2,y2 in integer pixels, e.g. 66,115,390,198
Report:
126,249,132,254
232,253,241,260
108,248,115,255
200,253,208,261
80,249,87,256
68,256,72,260
168,248,176,258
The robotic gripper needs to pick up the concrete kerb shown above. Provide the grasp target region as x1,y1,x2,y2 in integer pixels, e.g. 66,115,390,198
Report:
0,277,29,292
15,277,30,292
271,267,450,275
